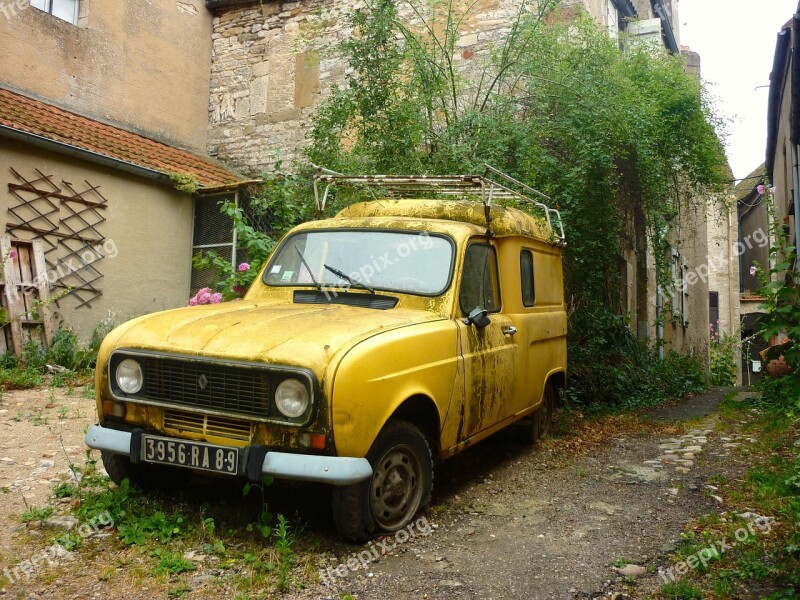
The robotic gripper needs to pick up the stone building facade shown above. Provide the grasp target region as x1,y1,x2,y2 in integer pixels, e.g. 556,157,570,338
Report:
207,0,680,175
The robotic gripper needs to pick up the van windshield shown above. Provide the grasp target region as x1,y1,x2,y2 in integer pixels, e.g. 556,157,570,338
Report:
264,230,454,296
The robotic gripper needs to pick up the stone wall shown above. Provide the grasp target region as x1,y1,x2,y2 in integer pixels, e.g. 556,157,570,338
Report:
208,0,574,175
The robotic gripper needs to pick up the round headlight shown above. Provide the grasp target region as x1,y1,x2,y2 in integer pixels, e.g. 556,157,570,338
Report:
275,378,309,418
116,358,143,395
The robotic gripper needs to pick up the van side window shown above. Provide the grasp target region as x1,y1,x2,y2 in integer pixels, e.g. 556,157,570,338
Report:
460,244,501,313
521,249,535,307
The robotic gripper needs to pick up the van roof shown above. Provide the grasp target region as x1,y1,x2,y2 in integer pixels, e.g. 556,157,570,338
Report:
335,200,556,243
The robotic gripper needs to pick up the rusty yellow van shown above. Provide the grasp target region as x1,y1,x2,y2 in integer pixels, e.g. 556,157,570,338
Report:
85,168,567,541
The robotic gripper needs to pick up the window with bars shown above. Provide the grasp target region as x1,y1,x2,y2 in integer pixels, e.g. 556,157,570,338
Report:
191,193,236,293
30,0,80,24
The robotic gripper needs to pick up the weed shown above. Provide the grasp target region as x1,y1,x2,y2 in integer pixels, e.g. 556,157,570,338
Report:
243,478,274,538
661,580,703,599
274,514,295,591
20,505,54,523
53,482,79,498
151,549,196,576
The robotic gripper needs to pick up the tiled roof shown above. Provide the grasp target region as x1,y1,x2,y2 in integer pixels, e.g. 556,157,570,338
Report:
734,163,765,201
0,87,243,188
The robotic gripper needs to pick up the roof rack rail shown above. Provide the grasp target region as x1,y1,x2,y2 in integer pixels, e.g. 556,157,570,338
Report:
311,164,565,242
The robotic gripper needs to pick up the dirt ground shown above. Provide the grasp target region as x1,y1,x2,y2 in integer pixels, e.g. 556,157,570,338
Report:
0,386,769,599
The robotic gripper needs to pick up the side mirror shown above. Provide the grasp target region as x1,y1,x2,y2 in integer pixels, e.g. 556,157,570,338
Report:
464,307,491,329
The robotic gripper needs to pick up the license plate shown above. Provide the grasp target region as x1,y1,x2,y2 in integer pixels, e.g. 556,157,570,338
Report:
140,435,240,475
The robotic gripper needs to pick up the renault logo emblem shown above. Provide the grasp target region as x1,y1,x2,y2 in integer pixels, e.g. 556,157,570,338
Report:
197,374,209,390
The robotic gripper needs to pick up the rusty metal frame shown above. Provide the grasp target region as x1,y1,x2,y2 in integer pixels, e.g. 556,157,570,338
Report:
311,164,566,242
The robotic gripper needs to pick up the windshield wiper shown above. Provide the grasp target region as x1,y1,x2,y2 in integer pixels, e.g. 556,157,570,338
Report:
295,248,322,292
323,264,376,294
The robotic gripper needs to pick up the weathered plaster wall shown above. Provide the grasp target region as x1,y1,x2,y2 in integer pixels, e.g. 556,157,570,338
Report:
0,0,213,151
0,142,194,341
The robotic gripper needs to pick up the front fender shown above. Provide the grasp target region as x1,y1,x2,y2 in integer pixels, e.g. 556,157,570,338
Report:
330,320,460,458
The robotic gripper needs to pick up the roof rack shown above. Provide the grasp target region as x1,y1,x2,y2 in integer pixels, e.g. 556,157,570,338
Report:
311,164,565,242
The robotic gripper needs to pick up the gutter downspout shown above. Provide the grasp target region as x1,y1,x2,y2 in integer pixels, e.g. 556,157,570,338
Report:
651,0,679,54
792,14,800,273
656,286,664,360
793,144,800,273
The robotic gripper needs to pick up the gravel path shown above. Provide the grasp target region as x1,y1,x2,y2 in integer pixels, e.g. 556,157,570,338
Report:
0,386,758,599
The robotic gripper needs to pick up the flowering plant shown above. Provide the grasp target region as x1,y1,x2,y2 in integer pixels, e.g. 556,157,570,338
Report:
187,263,257,305
189,287,223,306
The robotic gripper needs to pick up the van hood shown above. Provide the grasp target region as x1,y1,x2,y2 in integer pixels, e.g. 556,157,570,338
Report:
112,301,442,377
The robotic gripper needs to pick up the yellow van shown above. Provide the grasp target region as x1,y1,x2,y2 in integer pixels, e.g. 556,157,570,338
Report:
85,167,567,541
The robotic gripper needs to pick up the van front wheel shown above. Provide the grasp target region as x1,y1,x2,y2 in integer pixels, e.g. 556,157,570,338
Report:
332,420,433,543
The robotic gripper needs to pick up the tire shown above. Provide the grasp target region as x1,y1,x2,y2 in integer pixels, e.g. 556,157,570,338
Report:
332,420,433,543
100,451,191,491
534,383,557,440
520,383,557,444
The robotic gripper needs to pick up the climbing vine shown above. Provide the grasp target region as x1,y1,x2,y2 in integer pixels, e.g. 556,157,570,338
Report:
307,0,728,312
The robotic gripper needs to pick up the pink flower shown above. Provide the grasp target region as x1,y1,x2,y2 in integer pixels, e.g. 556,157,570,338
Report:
189,297,198,306
199,291,211,304
757,184,765,195
8,250,17,260
238,262,250,272
749,265,757,276
232,284,247,295
210,292,223,304
770,186,776,194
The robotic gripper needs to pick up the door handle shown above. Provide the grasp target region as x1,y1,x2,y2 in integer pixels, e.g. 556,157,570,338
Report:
502,326,518,336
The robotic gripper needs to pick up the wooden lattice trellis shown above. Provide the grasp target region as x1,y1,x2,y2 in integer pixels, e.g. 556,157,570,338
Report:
6,168,108,309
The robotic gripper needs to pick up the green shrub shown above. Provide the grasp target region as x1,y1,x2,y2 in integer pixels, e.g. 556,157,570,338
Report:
566,308,706,411
46,328,80,370
0,352,18,369
21,338,46,371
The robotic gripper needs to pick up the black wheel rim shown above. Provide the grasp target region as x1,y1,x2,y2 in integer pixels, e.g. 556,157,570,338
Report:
369,443,423,530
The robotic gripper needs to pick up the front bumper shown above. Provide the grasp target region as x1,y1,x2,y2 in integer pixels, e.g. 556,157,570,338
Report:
84,424,372,485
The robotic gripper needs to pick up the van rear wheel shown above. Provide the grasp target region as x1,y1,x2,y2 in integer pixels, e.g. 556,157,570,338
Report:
332,420,433,543
520,383,557,444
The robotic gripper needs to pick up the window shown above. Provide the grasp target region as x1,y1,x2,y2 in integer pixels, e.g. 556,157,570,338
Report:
264,230,454,296
30,0,79,24
607,2,620,39
191,193,236,293
459,244,501,314
520,249,535,307
709,292,719,333
670,248,689,327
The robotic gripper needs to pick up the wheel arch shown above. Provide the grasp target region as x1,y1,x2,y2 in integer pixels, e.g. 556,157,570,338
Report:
546,370,566,403
387,394,441,458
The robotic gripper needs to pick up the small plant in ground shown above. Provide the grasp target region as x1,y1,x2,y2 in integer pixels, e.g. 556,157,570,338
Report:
273,514,295,591
19,505,54,523
709,323,742,386
150,549,197,576
243,478,274,539
661,580,704,599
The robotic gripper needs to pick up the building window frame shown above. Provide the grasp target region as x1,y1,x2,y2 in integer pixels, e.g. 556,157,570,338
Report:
30,0,80,25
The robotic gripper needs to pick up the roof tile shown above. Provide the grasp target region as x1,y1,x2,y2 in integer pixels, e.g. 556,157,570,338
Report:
0,87,242,188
